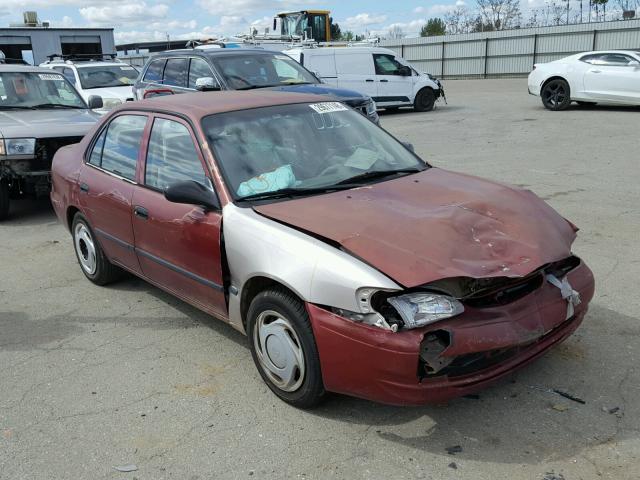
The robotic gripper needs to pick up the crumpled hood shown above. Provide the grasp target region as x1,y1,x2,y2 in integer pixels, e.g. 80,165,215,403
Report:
254,168,577,288
0,109,99,139
266,83,368,105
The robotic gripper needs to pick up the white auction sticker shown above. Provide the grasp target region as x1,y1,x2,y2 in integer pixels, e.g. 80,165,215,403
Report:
309,102,348,114
38,73,63,80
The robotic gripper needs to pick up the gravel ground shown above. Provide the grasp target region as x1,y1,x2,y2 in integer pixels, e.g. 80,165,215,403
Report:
1,79,639,480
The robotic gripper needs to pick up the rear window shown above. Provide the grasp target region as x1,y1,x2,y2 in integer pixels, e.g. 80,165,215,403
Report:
143,58,165,82
163,58,188,87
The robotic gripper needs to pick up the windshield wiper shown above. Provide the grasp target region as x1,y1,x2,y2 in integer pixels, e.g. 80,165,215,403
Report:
335,168,424,186
29,103,85,109
235,82,313,90
237,185,352,202
0,105,37,110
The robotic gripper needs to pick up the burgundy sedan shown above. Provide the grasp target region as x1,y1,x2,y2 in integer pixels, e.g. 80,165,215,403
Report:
51,91,594,408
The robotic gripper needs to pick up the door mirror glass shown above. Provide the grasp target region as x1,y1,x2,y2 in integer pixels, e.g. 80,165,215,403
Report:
629,60,640,67
397,65,412,76
164,180,220,211
88,95,103,109
195,77,220,91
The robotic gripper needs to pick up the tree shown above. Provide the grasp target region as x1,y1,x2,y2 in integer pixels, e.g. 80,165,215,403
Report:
329,17,341,41
444,6,475,33
342,30,355,41
420,18,446,36
476,0,522,29
387,25,406,39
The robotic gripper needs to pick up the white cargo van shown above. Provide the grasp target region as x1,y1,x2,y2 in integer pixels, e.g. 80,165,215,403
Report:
285,46,445,112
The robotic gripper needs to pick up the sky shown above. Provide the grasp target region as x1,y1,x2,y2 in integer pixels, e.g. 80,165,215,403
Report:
0,0,484,44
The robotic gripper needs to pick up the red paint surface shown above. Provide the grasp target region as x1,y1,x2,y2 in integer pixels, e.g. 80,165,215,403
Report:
307,260,594,406
256,168,577,287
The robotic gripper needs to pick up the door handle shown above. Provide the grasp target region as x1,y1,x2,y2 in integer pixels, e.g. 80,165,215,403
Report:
80,183,89,193
134,205,149,220
590,69,602,73
380,79,389,82
365,79,374,82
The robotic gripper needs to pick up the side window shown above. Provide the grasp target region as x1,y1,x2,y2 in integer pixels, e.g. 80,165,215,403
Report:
335,53,375,75
100,115,147,180
88,128,107,166
163,58,188,87
601,53,635,66
188,57,214,89
373,54,402,75
145,118,207,190
143,58,166,82
62,67,76,84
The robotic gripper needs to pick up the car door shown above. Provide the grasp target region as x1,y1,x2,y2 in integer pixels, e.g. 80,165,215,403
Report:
161,57,190,94
583,53,640,103
334,52,378,98
78,113,149,274
188,56,222,90
372,53,414,106
131,114,226,317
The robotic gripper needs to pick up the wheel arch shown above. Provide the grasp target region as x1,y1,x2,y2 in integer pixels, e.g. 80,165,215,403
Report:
66,205,81,232
541,75,570,95
240,276,302,331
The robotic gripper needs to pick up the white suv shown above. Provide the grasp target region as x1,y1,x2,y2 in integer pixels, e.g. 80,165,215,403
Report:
39,55,138,112
285,46,445,112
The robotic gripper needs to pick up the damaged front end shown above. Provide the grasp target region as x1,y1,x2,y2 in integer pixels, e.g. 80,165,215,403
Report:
309,255,594,405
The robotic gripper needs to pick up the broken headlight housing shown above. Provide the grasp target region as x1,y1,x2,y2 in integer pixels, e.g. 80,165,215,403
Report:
0,138,36,156
387,293,464,329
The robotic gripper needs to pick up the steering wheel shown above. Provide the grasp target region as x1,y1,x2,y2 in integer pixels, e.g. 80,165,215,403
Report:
225,75,252,88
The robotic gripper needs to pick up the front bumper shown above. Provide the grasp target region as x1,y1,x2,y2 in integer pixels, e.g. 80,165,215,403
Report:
307,259,595,406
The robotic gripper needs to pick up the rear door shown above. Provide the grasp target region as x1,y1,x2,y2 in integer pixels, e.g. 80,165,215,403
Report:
302,50,338,87
334,52,377,97
131,114,226,317
583,53,640,103
373,53,414,106
161,57,190,94
78,113,149,274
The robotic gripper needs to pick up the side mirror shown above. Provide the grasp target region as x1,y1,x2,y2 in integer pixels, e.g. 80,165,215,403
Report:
313,71,324,83
397,66,412,76
195,77,220,91
401,141,415,152
629,60,640,68
87,95,103,109
164,180,220,211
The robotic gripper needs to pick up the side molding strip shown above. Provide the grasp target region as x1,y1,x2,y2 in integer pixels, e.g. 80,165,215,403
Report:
94,228,223,292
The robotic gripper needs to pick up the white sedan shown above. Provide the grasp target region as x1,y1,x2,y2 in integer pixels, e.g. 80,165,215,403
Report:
528,50,640,110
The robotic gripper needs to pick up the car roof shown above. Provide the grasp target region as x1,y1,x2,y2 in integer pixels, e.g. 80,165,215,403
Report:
0,64,60,74
152,48,277,58
114,90,333,120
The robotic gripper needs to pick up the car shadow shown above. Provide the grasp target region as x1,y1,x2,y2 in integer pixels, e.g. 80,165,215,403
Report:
565,104,640,112
1,197,56,226
306,303,639,465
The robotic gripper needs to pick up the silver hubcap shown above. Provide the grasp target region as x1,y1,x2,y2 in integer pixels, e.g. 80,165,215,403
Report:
74,223,97,275
253,310,305,392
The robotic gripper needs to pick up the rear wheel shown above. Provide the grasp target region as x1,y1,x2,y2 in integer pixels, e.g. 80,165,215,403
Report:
414,88,436,112
0,180,9,221
72,213,121,285
541,79,571,111
247,288,325,409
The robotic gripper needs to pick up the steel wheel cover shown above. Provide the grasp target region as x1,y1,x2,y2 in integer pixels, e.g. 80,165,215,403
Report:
74,223,97,275
253,310,305,392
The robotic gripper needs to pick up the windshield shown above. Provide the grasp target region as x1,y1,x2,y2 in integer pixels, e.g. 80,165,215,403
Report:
202,102,427,201
0,71,86,109
281,13,306,37
77,65,139,89
210,54,318,90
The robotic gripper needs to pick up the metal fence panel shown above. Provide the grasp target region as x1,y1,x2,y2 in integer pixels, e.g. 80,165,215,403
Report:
380,19,640,79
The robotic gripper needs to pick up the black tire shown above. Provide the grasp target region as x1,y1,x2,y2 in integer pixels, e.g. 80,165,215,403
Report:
71,213,121,286
414,88,436,112
247,287,325,409
0,180,9,221
541,79,571,111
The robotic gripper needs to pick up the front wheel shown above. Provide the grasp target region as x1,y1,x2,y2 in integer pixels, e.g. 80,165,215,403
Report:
414,88,436,112
541,79,571,111
247,288,325,409
72,213,121,285
0,180,9,221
